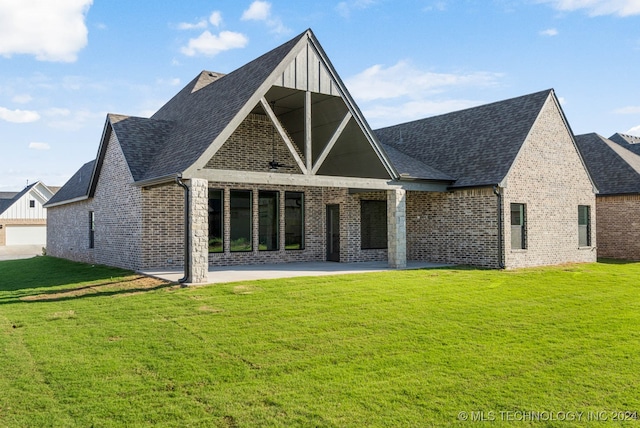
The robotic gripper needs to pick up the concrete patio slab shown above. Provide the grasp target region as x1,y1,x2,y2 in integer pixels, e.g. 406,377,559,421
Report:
143,261,449,285
0,245,43,261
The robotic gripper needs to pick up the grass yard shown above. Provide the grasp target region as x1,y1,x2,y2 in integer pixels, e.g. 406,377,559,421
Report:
1,257,639,427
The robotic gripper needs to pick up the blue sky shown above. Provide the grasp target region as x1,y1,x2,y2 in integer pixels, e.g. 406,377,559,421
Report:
1,0,639,190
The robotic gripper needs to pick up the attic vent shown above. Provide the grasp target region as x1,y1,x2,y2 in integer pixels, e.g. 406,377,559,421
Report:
191,70,226,93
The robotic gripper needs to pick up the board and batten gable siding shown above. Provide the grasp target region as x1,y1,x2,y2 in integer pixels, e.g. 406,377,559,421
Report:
0,190,48,220
502,95,596,268
595,194,640,261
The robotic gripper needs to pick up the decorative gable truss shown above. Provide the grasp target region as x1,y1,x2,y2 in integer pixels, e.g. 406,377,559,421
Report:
185,30,397,184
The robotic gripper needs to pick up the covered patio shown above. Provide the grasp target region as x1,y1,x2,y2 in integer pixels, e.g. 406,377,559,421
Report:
143,260,448,285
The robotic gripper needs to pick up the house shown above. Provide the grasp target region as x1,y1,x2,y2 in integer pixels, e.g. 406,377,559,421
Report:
575,133,640,260
0,181,56,247
375,89,597,269
45,29,597,282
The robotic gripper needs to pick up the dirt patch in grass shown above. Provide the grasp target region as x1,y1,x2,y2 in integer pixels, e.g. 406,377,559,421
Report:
21,275,170,301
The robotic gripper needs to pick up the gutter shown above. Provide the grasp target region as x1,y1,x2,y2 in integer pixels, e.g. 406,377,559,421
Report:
493,185,505,269
176,175,190,284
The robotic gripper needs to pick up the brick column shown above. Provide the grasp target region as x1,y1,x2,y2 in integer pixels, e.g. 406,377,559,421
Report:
387,189,407,268
188,178,209,283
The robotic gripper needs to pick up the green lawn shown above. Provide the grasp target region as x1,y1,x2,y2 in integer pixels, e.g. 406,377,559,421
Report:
1,257,639,427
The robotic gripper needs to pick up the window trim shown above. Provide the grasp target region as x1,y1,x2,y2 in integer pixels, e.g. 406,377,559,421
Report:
229,189,253,252
510,203,527,250
258,190,279,251
208,189,224,253
578,205,591,247
360,199,388,250
284,191,305,250
89,211,95,249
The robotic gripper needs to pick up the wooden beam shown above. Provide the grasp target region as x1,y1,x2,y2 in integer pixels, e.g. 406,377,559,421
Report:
187,168,450,192
260,97,308,174
311,112,352,175
305,91,312,174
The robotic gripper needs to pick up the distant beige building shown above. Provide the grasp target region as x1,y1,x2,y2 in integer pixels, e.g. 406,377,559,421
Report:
0,181,56,246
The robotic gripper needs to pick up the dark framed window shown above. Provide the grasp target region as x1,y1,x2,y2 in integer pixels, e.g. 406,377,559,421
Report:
361,200,387,250
89,211,95,249
578,205,591,247
259,191,279,251
285,192,304,250
29,200,35,208
510,203,526,250
230,190,252,252
208,189,223,253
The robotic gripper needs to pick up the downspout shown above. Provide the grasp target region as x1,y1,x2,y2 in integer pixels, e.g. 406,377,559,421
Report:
176,175,190,284
493,185,505,269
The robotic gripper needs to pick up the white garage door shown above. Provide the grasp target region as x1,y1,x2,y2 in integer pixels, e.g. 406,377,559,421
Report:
5,225,47,246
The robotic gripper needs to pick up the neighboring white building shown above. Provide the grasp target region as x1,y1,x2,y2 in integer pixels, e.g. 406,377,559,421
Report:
0,181,56,246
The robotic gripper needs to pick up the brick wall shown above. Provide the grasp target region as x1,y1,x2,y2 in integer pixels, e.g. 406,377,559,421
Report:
141,184,184,269
206,113,304,174
47,199,95,264
595,194,640,260
406,188,500,268
503,96,596,268
48,130,144,270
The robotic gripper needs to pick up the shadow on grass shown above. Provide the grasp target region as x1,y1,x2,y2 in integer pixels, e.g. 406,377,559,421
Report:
0,256,176,304
597,258,640,265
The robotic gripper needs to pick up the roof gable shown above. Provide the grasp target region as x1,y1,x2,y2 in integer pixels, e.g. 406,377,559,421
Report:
0,181,54,216
609,132,640,156
576,133,640,195
45,160,95,207
375,89,552,188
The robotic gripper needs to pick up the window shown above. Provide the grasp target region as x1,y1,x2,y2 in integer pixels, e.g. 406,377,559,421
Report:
29,200,35,208
259,191,279,251
230,190,252,252
89,211,95,249
208,189,223,253
285,192,304,250
578,205,591,247
510,203,526,250
360,200,387,250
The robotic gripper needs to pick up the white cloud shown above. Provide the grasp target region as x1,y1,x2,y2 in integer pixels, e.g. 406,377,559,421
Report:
12,94,33,104
363,99,483,128
241,1,290,34
423,1,447,12
538,0,640,16
181,31,248,57
242,1,271,21
46,109,104,131
209,11,222,27
540,28,559,36
0,107,40,123
345,61,503,102
627,125,640,135
614,105,640,114
336,0,377,17
44,108,72,117
28,142,50,150
0,0,92,62
177,19,208,30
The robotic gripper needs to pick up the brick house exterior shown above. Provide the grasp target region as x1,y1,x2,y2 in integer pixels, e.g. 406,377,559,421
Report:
46,29,597,282
576,133,640,260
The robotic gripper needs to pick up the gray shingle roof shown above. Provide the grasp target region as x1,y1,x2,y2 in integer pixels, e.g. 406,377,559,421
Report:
0,183,37,215
140,30,307,182
575,133,640,195
375,89,553,188
380,143,454,181
609,133,640,156
45,160,95,206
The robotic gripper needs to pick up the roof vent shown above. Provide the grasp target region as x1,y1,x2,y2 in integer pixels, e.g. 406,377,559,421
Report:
192,70,226,93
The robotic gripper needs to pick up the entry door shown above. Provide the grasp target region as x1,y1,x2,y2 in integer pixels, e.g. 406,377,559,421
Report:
326,205,340,262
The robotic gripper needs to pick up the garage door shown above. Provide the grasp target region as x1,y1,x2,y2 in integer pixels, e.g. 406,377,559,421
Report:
5,225,47,246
